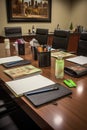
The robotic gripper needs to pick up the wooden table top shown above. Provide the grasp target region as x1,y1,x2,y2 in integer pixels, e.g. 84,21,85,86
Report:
0,43,87,130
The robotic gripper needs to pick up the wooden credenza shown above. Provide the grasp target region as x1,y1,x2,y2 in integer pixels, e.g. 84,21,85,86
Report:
0,32,80,52
0,34,36,43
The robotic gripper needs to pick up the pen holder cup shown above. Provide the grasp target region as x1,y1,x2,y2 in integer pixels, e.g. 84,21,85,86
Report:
38,51,51,67
18,43,25,55
31,46,38,60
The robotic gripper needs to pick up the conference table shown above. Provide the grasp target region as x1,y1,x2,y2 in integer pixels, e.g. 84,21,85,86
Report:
0,43,87,130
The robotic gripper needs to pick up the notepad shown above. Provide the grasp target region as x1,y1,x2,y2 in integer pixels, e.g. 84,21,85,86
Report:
0,56,23,64
5,75,55,97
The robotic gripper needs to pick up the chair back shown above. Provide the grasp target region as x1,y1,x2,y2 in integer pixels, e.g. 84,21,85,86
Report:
52,30,70,51
35,28,48,45
4,27,22,37
77,32,87,56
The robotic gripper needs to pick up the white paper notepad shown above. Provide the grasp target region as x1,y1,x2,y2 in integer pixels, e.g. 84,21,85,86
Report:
0,56,23,64
66,56,87,65
6,75,55,97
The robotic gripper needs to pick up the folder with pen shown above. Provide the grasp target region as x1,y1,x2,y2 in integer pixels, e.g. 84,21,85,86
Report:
24,83,72,107
2,59,31,68
26,85,59,96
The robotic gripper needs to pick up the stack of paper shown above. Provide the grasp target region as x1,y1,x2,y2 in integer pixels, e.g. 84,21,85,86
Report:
0,56,23,64
66,56,87,65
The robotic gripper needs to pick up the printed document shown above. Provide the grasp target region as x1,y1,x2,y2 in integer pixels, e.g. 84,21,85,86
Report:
66,56,87,65
0,56,23,64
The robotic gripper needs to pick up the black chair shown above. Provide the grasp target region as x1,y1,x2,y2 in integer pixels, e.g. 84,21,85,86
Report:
0,79,41,130
4,27,22,37
52,30,70,51
35,28,48,45
77,32,87,56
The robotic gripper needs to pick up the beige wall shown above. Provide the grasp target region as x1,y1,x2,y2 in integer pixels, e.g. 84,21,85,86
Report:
71,0,87,30
0,0,87,35
0,0,71,35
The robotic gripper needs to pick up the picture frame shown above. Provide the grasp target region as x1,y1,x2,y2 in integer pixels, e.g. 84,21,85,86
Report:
6,0,52,23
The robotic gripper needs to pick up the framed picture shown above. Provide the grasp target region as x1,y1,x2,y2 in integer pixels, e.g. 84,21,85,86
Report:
6,0,52,22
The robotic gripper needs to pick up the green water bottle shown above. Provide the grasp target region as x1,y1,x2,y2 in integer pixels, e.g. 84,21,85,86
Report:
55,56,64,79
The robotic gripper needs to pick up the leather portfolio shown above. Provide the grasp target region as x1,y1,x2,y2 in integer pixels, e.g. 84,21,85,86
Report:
24,83,72,107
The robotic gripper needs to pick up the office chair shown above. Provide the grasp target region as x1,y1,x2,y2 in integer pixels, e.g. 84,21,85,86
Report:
52,30,70,51
0,36,3,43
4,27,22,37
0,79,41,130
35,28,48,45
77,32,87,56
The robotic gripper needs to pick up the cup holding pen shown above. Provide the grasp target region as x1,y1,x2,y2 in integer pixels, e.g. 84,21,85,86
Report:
37,46,51,67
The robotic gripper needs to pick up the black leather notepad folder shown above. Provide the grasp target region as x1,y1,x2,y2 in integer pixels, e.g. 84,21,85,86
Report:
24,83,72,107
2,59,31,68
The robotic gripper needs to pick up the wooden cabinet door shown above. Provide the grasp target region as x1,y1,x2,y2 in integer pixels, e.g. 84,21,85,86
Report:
67,33,80,52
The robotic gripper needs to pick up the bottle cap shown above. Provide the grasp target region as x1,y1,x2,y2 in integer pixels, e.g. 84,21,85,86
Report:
4,38,10,42
57,55,63,60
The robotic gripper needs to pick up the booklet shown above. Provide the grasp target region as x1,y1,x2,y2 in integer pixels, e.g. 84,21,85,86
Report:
51,51,74,58
4,65,42,80
64,65,87,77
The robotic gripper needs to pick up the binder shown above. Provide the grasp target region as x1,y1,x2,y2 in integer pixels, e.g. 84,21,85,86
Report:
24,83,72,107
64,65,87,77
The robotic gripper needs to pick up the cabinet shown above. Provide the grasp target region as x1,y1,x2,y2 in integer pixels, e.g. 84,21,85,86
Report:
0,34,36,45
67,33,80,52
47,32,80,52
0,33,53,44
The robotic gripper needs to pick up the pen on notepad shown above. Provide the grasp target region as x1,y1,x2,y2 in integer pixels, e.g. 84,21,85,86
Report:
27,86,59,96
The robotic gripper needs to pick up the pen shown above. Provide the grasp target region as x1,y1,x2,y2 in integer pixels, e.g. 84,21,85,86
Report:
27,86,59,96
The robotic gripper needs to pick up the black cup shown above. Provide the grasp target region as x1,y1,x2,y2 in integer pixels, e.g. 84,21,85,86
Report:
38,51,51,67
18,43,25,55
31,46,38,60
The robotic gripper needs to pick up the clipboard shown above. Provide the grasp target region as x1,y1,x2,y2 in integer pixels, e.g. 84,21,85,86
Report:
24,83,72,107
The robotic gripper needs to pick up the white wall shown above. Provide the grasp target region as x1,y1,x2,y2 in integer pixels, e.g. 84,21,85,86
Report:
0,0,71,35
